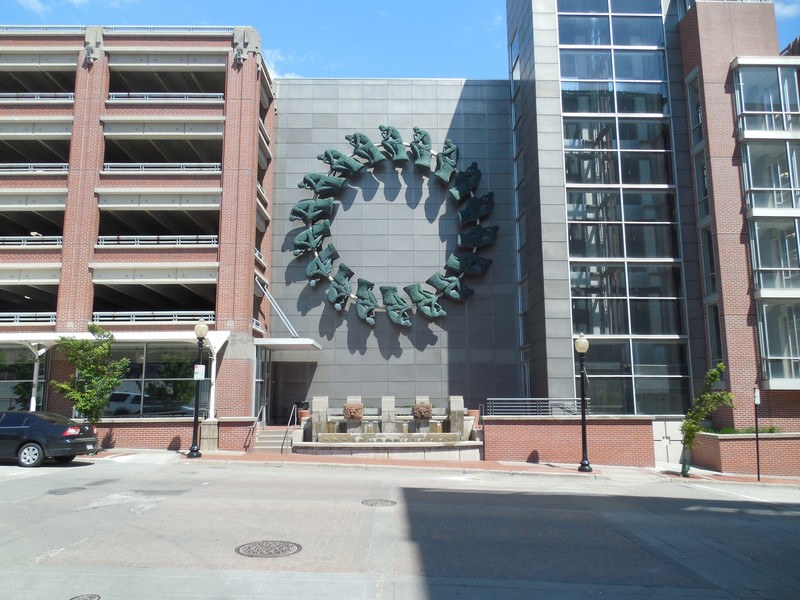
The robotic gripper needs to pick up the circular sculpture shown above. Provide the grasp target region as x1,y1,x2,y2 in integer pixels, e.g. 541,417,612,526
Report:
290,126,496,328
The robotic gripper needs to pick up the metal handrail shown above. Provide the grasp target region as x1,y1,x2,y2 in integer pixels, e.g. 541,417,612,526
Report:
108,92,224,101
104,25,236,34
0,312,57,324
102,163,221,172
281,404,299,454
0,235,62,246
92,311,215,323
97,235,218,246
0,93,74,100
485,398,590,416
0,163,68,172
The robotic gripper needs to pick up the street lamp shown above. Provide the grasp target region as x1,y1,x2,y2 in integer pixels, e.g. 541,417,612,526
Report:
574,332,592,473
187,318,208,459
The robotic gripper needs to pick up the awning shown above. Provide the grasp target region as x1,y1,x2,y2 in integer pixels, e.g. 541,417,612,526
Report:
253,337,322,351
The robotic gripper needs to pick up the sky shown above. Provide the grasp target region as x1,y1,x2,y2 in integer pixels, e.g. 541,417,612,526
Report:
5,0,800,79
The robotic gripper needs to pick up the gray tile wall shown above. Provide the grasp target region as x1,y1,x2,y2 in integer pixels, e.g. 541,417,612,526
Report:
271,78,520,411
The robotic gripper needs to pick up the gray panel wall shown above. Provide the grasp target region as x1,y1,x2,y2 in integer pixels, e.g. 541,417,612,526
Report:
271,78,519,411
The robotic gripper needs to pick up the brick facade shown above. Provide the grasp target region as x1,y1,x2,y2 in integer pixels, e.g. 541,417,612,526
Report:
692,432,800,476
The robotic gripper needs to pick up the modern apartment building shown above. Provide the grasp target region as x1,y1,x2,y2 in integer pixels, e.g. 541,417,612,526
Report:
1,0,799,454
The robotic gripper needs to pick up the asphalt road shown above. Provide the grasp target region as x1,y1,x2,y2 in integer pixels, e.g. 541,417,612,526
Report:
0,453,798,599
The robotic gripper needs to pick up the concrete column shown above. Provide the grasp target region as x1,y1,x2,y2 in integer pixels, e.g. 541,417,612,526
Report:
381,395,395,433
311,395,328,441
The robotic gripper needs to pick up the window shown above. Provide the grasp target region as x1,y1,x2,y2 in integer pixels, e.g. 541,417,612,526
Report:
614,50,666,81
707,304,723,366
611,0,661,14
562,81,615,113
558,0,608,13
759,301,800,379
612,17,664,47
694,151,709,218
687,78,703,146
750,219,800,289
701,227,717,295
559,16,610,46
560,49,613,80
563,118,617,149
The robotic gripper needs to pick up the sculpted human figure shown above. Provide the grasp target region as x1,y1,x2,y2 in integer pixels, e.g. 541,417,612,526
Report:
378,125,408,162
317,149,365,179
433,138,458,183
410,127,432,169
355,278,379,325
458,191,494,224
345,132,386,166
449,162,482,202
446,252,493,276
326,263,354,311
297,173,346,198
305,243,339,287
292,220,331,255
459,224,499,249
404,283,446,319
426,272,474,301
289,197,334,223
380,285,412,327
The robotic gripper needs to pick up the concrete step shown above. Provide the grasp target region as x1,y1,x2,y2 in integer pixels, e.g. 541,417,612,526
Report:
253,429,293,454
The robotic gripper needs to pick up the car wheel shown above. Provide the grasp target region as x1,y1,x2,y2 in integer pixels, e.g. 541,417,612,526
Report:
54,455,76,464
17,442,44,468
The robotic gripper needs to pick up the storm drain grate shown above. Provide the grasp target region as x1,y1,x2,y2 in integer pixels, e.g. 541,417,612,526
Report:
69,595,101,600
362,499,397,507
235,540,302,558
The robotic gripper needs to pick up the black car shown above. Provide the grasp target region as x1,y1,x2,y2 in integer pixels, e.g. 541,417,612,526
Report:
0,411,98,467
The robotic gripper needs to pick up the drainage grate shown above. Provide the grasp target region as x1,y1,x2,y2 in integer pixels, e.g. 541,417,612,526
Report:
235,540,302,558
69,595,101,600
362,499,397,507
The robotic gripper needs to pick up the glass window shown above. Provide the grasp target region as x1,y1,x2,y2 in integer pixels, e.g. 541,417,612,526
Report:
611,0,661,14
700,227,717,295
567,190,621,221
562,81,616,113
623,191,676,222
614,50,666,81
560,49,613,80
565,151,619,184
569,223,624,257
580,340,632,375
144,380,196,415
558,0,608,13
745,142,790,191
694,152,709,218
751,219,800,289
612,17,664,47
616,82,668,113
582,377,634,414
707,304,723,366
633,341,688,375
628,265,682,297
629,299,684,335
144,344,196,379
781,67,800,113
572,298,629,335
563,118,616,149
559,16,610,45
625,224,679,258
738,67,781,113
570,264,627,297
687,78,703,145
511,58,521,99
634,378,690,414
620,151,672,185
760,302,800,379
617,119,670,150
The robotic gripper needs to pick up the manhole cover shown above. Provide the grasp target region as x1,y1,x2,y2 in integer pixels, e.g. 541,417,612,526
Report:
362,499,397,507
235,540,301,558
70,595,101,600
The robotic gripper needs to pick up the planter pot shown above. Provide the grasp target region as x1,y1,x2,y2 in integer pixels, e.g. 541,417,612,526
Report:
297,409,310,423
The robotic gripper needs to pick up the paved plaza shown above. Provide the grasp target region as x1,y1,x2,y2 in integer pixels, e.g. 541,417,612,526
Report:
0,451,798,599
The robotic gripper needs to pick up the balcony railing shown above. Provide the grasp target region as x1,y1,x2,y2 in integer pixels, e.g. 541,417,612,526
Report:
103,163,221,173
485,398,590,416
108,92,224,102
104,25,236,34
0,163,68,173
97,235,218,246
92,311,215,324
0,235,62,246
0,312,57,324
0,93,74,101
254,247,267,267
753,268,800,290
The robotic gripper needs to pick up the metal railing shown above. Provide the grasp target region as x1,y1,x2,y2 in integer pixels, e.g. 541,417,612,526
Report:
0,25,86,33
485,398,590,416
0,93,74,101
97,234,218,246
104,25,236,34
0,312,57,324
281,404,299,454
102,163,221,173
107,92,224,101
0,235,62,246
254,247,267,266
92,310,215,324
0,163,68,172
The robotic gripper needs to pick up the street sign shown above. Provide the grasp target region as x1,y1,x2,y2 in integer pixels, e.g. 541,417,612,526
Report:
194,364,205,380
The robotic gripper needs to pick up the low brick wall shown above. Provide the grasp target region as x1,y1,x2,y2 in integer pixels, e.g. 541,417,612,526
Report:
96,418,195,451
482,416,656,467
219,418,257,452
692,432,800,476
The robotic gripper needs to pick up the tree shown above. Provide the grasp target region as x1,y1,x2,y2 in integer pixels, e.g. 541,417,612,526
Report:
680,362,734,475
51,324,130,425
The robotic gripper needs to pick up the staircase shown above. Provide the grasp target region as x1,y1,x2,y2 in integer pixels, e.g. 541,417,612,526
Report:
253,426,294,454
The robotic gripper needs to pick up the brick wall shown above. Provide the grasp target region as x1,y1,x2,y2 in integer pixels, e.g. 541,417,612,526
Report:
96,419,194,451
219,419,256,451
692,432,800,476
482,417,655,467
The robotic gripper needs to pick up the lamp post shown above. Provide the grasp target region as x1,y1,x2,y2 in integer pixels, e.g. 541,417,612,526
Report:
187,318,208,459
574,332,592,473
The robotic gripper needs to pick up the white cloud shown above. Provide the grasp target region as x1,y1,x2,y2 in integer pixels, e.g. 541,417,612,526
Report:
776,1,800,19
263,48,303,79
66,0,88,6
16,0,46,14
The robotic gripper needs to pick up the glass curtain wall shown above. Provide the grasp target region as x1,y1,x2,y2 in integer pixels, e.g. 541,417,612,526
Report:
0,346,47,411
559,0,691,414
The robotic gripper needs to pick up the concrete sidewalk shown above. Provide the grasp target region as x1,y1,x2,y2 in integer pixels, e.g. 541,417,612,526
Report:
91,447,800,488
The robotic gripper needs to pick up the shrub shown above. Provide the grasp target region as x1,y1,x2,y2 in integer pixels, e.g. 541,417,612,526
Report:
681,362,734,449
412,402,433,420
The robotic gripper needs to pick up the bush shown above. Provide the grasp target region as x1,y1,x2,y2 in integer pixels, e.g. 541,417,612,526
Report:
412,402,433,420
681,362,734,449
